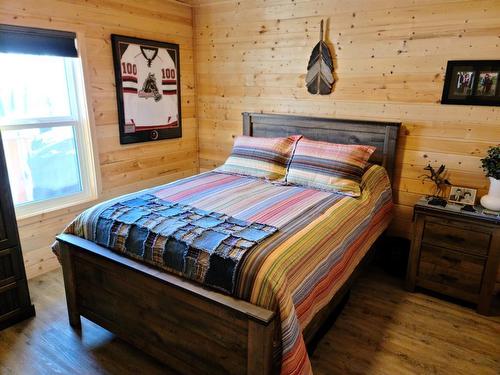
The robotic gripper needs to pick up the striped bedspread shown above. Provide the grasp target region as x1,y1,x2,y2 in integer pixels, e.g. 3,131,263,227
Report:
58,164,393,375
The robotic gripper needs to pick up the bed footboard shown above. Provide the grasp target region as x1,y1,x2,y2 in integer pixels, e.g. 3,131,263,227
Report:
57,234,277,375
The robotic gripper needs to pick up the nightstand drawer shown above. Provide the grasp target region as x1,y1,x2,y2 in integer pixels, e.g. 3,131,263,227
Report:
418,245,485,295
422,221,490,257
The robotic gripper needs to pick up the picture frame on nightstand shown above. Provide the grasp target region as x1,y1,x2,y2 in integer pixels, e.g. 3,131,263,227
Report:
448,186,477,206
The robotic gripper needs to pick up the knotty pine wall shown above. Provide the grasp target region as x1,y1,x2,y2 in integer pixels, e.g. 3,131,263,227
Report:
192,0,500,240
3,0,500,280
0,0,197,278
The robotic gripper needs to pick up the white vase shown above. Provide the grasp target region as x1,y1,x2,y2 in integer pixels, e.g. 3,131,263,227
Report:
480,177,500,211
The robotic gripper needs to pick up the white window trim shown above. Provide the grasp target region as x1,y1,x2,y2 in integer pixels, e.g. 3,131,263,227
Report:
1,54,98,220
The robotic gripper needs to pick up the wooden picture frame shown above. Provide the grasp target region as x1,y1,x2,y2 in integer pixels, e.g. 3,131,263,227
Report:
441,60,500,106
111,34,182,144
448,186,477,206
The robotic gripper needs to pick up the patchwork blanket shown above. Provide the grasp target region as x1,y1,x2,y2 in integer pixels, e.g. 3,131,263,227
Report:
84,194,276,294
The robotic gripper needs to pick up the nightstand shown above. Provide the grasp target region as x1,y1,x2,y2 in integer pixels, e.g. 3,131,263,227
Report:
406,197,500,315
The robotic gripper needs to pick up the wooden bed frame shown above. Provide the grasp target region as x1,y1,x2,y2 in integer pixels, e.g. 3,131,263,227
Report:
57,112,400,375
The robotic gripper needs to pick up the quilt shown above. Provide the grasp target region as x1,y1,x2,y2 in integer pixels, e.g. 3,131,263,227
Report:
90,194,276,294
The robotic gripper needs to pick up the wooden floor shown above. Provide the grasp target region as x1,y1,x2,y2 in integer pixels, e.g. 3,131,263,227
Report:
1,268,499,375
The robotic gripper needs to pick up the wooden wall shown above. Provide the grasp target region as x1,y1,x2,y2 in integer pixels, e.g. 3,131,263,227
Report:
0,0,198,278
3,0,500,280
192,0,500,240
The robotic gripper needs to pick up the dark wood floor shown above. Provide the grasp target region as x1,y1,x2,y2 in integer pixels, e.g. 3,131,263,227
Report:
1,267,499,375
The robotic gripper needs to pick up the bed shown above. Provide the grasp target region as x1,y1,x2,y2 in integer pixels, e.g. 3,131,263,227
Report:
55,112,400,375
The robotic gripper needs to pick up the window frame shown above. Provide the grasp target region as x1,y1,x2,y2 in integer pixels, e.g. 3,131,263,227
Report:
0,53,98,220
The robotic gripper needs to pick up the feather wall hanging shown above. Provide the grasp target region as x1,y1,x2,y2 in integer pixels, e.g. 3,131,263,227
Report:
306,20,334,95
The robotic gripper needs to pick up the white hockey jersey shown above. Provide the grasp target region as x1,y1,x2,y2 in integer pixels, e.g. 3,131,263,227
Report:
120,43,178,132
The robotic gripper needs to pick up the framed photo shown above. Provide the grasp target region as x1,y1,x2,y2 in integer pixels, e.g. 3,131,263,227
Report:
441,60,500,106
448,186,477,206
111,34,182,144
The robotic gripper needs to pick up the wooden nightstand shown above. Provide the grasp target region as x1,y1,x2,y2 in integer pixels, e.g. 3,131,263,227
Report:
406,197,500,315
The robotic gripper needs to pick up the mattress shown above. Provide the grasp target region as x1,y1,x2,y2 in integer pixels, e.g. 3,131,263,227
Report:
56,164,393,375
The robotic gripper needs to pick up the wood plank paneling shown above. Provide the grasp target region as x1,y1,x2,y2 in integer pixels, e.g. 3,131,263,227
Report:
192,0,500,243
0,0,198,278
4,0,500,283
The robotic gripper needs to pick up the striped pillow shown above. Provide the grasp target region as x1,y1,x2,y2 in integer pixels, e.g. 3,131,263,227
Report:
286,138,376,196
216,135,301,181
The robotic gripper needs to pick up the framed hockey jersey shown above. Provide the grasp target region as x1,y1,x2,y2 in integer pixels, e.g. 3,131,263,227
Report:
111,35,182,144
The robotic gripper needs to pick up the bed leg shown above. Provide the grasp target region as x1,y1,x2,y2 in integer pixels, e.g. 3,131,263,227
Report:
59,242,81,329
247,319,275,375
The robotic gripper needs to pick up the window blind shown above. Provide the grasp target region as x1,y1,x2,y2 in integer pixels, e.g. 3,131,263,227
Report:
0,24,77,57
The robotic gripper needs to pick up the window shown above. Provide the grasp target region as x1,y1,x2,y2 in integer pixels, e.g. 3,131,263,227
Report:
0,26,97,219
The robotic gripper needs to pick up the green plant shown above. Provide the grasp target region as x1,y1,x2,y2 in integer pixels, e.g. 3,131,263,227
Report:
481,145,500,180
419,164,452,198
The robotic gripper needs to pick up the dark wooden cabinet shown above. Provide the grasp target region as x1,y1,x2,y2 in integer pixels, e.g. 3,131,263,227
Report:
0,132,35,330
406,197,500,315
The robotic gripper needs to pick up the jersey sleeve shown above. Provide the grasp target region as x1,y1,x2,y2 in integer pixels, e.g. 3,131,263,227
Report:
120,45,139,94
121,66,138,94
159,49,178,96
161,75,177,95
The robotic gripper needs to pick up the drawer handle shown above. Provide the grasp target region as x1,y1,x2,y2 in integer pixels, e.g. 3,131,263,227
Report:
438,273,458,283
442,255,461,264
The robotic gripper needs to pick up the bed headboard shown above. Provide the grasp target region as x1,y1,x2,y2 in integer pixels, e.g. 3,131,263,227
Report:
242,112,401,182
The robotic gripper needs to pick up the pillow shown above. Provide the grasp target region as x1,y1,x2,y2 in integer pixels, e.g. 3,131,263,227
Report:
286,138,376,196
216,135,301,180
